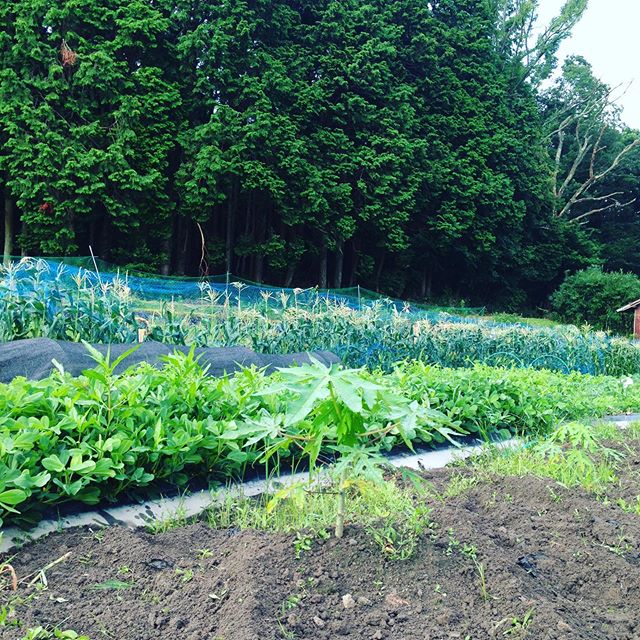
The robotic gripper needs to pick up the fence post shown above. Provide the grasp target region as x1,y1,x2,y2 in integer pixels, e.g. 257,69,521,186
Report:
357,285,361,310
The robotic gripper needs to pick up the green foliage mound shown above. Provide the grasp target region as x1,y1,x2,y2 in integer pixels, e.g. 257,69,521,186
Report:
2,351,639,530
550,267,640,334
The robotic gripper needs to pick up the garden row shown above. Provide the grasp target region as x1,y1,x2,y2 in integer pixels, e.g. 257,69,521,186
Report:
2,260,640,376
1,349,638,530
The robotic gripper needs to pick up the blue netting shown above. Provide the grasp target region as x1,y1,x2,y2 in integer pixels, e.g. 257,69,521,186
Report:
2,256,639,376
0,256,485,322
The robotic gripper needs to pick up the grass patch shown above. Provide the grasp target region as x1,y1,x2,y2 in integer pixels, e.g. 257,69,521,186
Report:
205,477,434,560
208,478,422,532
460,420,640,496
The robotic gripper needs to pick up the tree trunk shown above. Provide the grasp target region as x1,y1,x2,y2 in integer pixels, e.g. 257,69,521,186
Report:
319,237,328,289
347,240,359,286
374,251,386,292
254,201,268,283
89,210,107,259
284,262,296,288
168,212,179,274
333,237,344,289
176,218,190,275
225,180,238,275
420,266,434,300
238,195,251,278
89,218,98,252
160,234,171,275
254,253,263,283
3,195,14,265
99,217,111,260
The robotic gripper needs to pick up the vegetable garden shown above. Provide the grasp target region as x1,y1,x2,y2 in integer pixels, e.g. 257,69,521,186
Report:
3,259,640,375
2,259,640,639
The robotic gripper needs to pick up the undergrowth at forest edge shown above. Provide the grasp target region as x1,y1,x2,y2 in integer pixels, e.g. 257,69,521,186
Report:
2,345,640,531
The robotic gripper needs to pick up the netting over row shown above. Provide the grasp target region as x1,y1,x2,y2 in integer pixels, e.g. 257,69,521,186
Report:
2,256,639,377
0,256,485,321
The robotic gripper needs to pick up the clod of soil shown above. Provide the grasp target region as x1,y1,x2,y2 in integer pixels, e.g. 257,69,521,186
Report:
2,466,640,639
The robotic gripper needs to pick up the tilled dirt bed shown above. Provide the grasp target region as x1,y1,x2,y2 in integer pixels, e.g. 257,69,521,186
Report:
2,461,640,640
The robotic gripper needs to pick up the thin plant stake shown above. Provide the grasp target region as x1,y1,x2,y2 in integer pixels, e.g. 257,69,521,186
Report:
89,245,102,286
335,469,347,538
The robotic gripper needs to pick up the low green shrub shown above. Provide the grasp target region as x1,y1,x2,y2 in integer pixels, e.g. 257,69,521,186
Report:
2,351,639,529
550,267,640,335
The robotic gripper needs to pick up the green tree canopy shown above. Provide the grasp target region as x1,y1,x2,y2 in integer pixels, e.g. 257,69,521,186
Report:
1,0,634,309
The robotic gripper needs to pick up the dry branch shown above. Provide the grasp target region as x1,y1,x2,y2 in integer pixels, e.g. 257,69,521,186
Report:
548,83,639,221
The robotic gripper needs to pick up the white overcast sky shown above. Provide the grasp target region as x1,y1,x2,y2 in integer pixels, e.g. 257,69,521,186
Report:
537,0,640,129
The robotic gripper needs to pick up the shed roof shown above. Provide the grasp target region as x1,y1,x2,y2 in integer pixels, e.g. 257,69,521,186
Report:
617,298,640,312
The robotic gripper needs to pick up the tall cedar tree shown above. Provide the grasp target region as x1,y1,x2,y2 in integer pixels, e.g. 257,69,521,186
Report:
1,0,630,307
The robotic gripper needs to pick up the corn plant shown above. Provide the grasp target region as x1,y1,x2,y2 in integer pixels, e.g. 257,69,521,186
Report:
4,259,640,376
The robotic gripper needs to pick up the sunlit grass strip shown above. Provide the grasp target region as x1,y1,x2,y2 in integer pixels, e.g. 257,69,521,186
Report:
206,479,418,534
458,421,640,495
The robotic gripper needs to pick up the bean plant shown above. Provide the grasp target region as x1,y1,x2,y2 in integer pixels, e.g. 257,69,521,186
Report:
1,349,639,531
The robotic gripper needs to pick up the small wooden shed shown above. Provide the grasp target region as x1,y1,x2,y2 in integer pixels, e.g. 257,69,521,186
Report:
617,298,640,337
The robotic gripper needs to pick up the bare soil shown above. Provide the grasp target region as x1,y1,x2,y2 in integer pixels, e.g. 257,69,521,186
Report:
2,456,640,639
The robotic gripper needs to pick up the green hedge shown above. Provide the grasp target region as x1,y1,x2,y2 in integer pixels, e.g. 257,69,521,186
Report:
550,267,640,335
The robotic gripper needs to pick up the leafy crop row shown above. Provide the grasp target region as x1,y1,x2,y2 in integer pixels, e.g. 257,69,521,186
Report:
2,259,640,376
1,349,638,529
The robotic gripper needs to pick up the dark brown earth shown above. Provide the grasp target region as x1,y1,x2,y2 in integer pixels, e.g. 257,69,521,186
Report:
2,460,640,640
606,438,640,511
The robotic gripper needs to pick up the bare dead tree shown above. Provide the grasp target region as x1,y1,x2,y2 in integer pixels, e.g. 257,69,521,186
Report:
547,85,640,222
